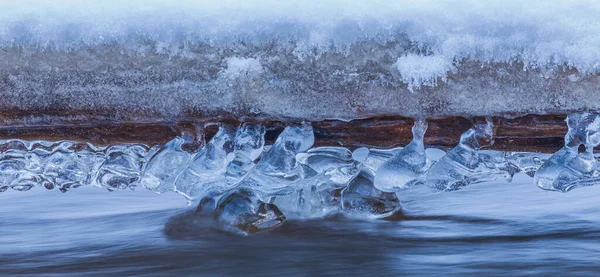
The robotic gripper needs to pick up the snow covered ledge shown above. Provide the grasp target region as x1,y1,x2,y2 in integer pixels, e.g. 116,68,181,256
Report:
0,1,598,151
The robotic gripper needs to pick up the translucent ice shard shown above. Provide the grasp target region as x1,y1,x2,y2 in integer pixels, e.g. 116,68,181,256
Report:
506,152,545,178
375,119,429,191
95,145,147,191
270,147,360,217
214,187,286,236
0,140,33,192
272,181,329,218
38,142,101,192
174,126,235,200
225,124,266,180
355,147,402,172
534,113,600,192
254,122,314,180
248,122,315,194
142,137,192,194
341,168,402,218
177,124,265,204
297,147,362,187
425,119,517,191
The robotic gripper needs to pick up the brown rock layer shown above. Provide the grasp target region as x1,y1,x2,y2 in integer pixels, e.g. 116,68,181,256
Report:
0,114,567,153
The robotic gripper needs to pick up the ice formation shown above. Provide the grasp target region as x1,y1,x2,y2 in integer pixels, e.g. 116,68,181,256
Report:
213,187,286,236
375,119,430,191
171,126,235,200
2,113,600,234
534,113,600,192
341,168,402,217
424,119,519,191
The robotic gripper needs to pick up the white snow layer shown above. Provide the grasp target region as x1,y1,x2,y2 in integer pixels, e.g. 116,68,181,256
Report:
1,0,600,89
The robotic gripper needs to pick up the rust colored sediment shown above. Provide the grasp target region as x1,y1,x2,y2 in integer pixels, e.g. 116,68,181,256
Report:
0,114,568,153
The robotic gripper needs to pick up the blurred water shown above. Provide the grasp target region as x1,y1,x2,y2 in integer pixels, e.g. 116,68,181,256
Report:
2,174,600,276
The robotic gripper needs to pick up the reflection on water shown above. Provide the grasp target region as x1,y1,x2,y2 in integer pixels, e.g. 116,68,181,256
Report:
2,174,600,276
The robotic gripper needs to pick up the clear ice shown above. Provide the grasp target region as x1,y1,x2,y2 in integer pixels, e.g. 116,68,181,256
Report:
534,113,600,192
424,119,519,191
342,168,402,217
225,124,266,180
213,187,286,236
173,126,235,201
95,145,147,191
142,137,192,194
1,114,598,234
375,119,429,191
247,122,316,195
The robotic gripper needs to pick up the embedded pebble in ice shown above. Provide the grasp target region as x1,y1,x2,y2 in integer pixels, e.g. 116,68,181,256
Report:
225,124,266,180
195,189,226,215
341,168,402,217
425,119,517,191
375,119,429,192
534,113,600,192
213,187,286,236
142,137,192,194
95,145,147,191
174,126,235,200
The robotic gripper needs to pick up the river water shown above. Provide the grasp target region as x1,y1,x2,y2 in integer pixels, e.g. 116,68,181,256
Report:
1,174,599,276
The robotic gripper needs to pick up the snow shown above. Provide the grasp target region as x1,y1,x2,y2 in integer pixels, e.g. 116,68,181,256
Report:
2,1,600,121
223,57,263,79
2,0,600,88
394,54,454,91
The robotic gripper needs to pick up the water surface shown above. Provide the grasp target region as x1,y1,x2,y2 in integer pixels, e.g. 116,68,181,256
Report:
2,174,600,276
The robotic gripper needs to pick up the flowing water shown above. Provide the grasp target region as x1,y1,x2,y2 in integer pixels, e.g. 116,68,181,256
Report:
2,174,600,276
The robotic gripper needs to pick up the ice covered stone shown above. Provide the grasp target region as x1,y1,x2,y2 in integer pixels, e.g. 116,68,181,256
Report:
534,113,600,192
142,137,192,194
375,119,429,191
174,126,235,200
214,188,286,236
425,119,517,191
341,168,402,217
95,144,147,191
225,124,266,180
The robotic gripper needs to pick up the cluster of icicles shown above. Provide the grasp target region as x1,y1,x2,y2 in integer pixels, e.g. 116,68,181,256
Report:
1,113,599,235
